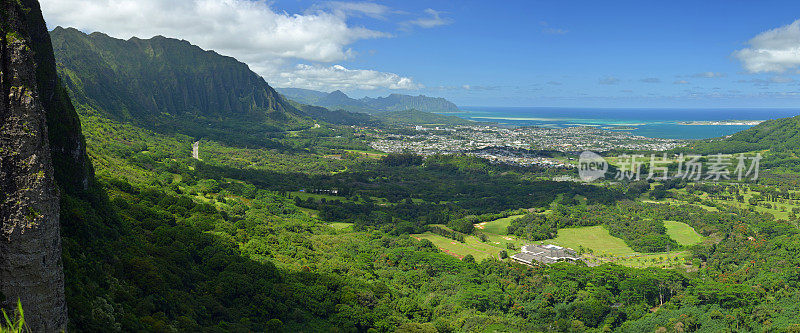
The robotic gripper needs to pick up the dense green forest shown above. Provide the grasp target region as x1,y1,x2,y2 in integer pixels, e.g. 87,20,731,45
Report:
674,115,800,172
38,18,800,332
53,106,800,331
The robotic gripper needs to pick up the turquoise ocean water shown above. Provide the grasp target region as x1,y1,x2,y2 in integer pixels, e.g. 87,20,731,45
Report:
444,107,800,139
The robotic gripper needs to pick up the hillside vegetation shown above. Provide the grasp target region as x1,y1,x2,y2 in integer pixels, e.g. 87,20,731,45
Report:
30,20,800,332
51,27,314,147
679,115,800,171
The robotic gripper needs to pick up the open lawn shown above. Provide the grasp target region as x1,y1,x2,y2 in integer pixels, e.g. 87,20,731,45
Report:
544,226,637,257
329,222,354,231
291,191,425,206
297,206,320,217
427,219,696,268
532,226,691,268
475,215,524,235
663,187,799,219
412,232,520,261
664,221,704,246
344,149,388,158
413,232,493,261
291,191,354,203
482,232,527,251
710,188,796,220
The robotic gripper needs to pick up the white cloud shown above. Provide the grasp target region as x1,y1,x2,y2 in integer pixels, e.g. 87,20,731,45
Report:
734,19,800,73
673,80,690,85
41,0,420,91
316,2,395,19
404,9,452,29
277,64,421,91
41,0,386,63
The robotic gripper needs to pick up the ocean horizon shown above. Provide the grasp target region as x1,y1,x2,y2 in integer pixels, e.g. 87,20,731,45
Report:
443,107,800,139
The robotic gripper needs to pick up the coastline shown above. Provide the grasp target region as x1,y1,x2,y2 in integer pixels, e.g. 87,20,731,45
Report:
435,107,798,139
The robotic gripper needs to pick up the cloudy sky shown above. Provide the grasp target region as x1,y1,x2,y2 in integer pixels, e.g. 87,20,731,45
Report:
40,0,800,108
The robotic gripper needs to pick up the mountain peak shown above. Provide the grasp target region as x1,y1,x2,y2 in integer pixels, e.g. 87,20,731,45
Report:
329,90,349,97
280,88,459,114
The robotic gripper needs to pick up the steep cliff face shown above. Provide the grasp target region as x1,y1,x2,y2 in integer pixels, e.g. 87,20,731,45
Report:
0,0,68,331
23,4,95,196
51,28,312,147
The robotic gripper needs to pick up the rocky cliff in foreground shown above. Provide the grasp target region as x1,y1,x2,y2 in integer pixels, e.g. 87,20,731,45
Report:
1,0,92,331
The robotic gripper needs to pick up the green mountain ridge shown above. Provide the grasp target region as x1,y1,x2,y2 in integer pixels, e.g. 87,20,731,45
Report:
677,114,800,171
51,27,316,147
277,87,460,114
364,93,460,113
688,115,800,154
51,27,470,143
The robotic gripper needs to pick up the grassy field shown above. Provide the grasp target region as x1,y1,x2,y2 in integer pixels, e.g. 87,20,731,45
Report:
475,215,524,235
291,191,355,203
297,206,319,217
664,221,704,246
535,226,693,268
415,219,697,269
482,232,527,251
544,226,637,257
642,197,719,212
329,222,354,231
344,149,388,158
290,191,425,206
663,187,799,220
710,188,797,220
412,232,502,261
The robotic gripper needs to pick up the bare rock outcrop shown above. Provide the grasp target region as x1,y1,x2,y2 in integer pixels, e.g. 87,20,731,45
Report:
1,0,68,331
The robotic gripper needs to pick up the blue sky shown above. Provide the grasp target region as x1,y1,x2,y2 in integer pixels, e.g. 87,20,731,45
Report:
42,0,800,108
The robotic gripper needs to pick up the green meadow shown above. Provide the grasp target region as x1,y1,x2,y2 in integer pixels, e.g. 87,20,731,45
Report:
475,215,524,235
664,220,704,246
415,216,702,269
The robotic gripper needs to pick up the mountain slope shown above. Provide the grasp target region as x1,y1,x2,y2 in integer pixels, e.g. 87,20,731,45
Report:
316,90,374,113
363,93,459,113
685,115,800,154
277,87,460,114
275,87,328,105
51,27,312,146
287,100,379,126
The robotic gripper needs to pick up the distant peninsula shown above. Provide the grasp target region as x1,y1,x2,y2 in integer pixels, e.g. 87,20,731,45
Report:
677,120,764,126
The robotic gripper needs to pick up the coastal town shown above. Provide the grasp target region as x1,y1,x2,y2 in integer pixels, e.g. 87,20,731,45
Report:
368,124,687,167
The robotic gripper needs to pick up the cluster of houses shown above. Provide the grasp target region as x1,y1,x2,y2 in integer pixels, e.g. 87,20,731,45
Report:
511,244,580,265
